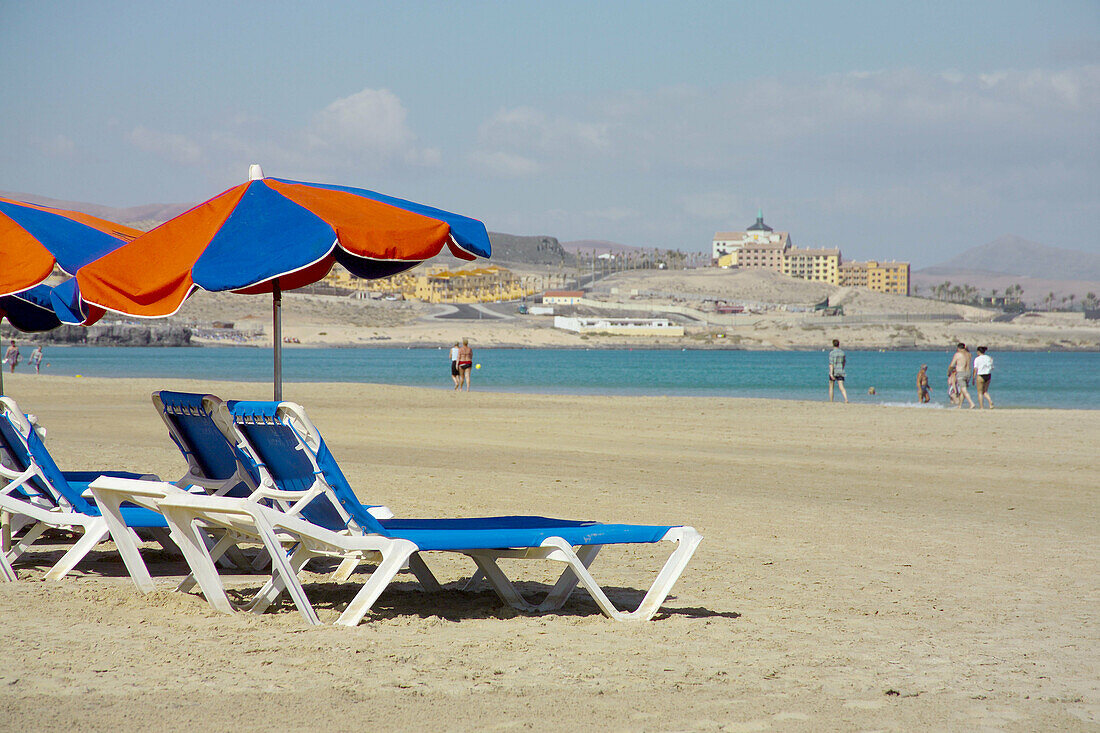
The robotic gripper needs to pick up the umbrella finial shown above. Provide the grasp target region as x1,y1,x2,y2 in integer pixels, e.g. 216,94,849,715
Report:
248,164,265,181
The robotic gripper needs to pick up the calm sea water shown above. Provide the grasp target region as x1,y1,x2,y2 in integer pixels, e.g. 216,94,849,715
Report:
24,346,1100,409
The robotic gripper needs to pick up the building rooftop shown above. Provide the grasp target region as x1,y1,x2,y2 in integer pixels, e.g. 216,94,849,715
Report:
747,208,773,232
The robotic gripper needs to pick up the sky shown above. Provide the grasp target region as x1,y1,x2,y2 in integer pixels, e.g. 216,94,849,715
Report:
0,1,1097,267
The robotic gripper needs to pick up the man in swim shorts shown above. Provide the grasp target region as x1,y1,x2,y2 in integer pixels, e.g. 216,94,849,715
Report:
828,339,848,403
950,342,975,408
457,338,473,392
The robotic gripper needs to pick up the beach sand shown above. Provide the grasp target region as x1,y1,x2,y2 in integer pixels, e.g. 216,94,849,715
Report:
1,374,1097,731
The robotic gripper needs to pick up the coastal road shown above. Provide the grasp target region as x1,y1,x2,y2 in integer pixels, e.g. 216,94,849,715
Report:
428,303,514,320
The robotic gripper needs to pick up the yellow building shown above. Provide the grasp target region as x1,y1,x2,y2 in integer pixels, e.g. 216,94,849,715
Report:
320,263,537,303
412,265,535,303
782,247,840,284
839,260,910,295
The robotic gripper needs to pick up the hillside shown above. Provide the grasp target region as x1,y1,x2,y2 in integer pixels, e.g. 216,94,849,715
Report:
561,239,649,255
914,235,1100,303
486,232,573,266
0,190,190,231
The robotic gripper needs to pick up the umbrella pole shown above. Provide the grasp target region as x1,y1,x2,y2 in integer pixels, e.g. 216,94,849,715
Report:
273,280,282,401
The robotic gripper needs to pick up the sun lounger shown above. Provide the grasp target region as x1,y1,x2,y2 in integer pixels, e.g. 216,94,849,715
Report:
117,399,701,625
0,396,172,581
152,390,260,498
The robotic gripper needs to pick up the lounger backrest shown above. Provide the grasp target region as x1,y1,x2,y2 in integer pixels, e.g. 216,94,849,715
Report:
152,390,258,497
225,400,389,536
0,397,92,513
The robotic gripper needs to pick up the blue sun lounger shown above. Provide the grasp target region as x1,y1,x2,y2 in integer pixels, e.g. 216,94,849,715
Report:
103,400,702,625
0,396,172,581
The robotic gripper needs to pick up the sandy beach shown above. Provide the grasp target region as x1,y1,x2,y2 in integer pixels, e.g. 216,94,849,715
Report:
1,374,1097,731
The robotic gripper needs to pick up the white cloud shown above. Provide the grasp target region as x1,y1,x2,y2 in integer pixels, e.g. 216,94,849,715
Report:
128,126,203,165
306,88,440,167
34,134,76,158
469,150,540,178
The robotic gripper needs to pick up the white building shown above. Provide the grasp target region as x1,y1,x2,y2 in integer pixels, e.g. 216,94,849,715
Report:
712,210,791,266
554,316,685,336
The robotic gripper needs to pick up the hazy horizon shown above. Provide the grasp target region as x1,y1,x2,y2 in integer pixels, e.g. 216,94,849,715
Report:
1,1,1096,267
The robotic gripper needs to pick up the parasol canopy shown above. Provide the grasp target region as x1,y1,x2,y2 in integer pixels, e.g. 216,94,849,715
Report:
52,166,491,398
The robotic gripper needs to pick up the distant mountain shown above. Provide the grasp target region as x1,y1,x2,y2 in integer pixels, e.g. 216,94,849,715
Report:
919,235,1100,281
561,239,651,255
487,232,574,266
0,190,191,231
913,235,1100,303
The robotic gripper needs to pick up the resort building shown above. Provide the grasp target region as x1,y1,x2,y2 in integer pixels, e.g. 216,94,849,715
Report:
542,290,585,305
712,210,791,270
322,263,537,303
781,247,840,284
838,260,910,295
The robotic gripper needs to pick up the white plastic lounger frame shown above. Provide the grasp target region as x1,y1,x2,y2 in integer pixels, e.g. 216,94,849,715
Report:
0,397,173,582
98,476,703,626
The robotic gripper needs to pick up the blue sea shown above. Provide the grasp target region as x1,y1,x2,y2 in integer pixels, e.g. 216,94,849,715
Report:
25,346,1100,409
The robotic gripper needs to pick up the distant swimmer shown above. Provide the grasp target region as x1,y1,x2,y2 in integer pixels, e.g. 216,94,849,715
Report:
950,343,975,409
828,339,848,403
917,364,931,403
974,346,994,409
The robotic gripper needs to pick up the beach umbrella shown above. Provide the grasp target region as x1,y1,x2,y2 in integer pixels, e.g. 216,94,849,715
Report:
0,195,142,394
53,165,491,399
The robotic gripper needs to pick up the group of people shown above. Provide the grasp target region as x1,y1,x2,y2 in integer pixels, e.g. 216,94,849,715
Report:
829,338,994,408
3,341,44,374
943,342,994,409
449,338,473,391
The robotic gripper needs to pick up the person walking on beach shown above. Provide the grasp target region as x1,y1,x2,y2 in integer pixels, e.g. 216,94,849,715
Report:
4,340,19,374
828,339,848,403
917,364,931,403
973,346,994,409
449,341,460,389
457,338,473,391
950,343,975,408
29,346,43,374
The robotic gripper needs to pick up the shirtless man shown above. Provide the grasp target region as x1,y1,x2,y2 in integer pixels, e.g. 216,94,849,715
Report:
917,364,931,403
949,343,975,409
457,338,473,392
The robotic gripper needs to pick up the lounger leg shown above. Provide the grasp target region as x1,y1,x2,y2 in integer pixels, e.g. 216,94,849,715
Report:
244,543,315,617
331,556,359,583
537,544,602,612
7,520,48,562
96,491,157,594
468,554,535,612
176,531,241,594
43,519,108,580
335,540,419,627
160,507,236,614
408,553,442,592
461,568,485,591
1,510,10,554
541,528,703,621
0,512,15,581
148,527,181,557
249,515,320,625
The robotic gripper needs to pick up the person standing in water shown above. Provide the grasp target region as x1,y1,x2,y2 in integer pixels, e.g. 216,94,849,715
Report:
29,346,43,374
973,346,994,409
449,341,460,389
950,343,975,409
917,364,931,403
457,338,473,391
828,339,848,403
4,340,19,374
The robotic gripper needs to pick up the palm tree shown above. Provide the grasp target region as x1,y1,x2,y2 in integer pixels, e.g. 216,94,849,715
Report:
1068,294,1076,311
1085,292,1098,310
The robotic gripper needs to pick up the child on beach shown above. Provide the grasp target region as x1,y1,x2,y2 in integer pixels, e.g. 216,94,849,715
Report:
917,364,931,403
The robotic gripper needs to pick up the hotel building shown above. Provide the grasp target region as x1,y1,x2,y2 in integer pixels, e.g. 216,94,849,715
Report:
712,210,791,270
838,260,910,296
